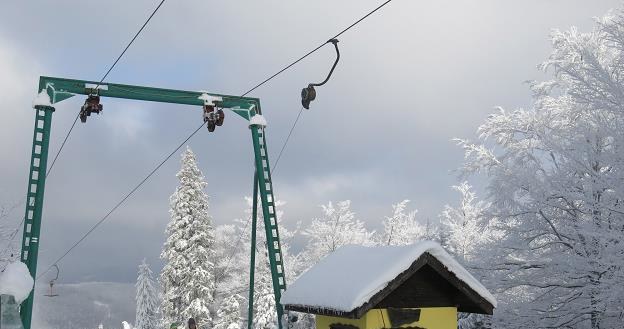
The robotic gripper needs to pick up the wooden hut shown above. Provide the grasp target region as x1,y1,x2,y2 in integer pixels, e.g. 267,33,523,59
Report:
281,241,495,329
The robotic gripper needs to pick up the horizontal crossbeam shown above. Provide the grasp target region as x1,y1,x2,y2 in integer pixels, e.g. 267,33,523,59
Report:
39,76,259,120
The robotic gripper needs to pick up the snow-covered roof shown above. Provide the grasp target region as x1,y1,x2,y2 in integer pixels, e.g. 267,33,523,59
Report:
281,241,496,316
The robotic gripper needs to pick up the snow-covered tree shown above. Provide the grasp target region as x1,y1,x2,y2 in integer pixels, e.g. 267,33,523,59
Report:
161,147,217,328
439,183,493,262
439,184,495,329
0,203,20,269
135,259,159,329
302,200,373,264
214,295,242,329
379,200,427,246
457,9,624,328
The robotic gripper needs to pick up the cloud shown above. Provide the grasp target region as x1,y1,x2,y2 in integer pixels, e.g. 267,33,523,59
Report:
1,0,622,285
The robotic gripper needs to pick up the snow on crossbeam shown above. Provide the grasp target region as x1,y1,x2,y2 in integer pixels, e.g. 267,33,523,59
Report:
281,241,496,318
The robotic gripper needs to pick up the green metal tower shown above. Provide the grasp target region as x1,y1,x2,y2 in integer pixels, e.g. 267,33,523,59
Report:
19,76,288,329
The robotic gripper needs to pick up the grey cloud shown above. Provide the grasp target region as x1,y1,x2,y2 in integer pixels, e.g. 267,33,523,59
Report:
1,0,621,284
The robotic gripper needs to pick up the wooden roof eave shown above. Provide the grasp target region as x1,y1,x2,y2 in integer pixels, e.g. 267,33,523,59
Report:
283,252,494,318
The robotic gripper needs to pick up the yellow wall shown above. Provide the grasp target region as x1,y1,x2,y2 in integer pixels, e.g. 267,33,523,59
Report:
316,307,458,329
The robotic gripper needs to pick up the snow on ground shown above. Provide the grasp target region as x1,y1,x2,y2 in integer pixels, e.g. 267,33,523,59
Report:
281,241,497,312
0,262,34,303
32,90,52,108
249,114,267,127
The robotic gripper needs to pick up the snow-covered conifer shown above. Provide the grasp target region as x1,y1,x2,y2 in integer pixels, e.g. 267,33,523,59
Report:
135,259,159,329
161,147,216,328
214,295,242,329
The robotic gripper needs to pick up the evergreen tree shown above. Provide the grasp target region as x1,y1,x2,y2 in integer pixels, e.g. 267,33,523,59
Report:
161,147,216,328
214,295,242,329
135,259,159,329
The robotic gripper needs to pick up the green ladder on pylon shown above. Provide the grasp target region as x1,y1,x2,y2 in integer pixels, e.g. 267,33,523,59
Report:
249,122,288,329
20,76,289,329
20,102,54,329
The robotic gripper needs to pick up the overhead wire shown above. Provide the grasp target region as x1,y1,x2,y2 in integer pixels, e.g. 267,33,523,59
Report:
209,0,395,286
37,0,394,280
45,0,170,183
37,122,205,280
240,0,392,97
30,0,169,278
271,106,304,175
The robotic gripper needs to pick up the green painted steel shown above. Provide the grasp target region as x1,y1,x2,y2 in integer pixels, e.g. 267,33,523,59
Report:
247,172,259,329
20,76,288,329
39,76,259,120
19,103,54,329
250,124,287,329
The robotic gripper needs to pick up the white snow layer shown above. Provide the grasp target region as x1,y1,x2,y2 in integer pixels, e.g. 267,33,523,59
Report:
0,262,34,303
198,93,222,106
280,241,497,312
249,114,267,127
32,90,52,108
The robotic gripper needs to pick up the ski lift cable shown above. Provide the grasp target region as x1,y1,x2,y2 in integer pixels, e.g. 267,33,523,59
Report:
41,0,170,201
241,0,393,97
271,106,304,175
211,105,302,288
96,0,168,89
173,0,396,284
35,0,395,280
2,1,170,263
36,122,205,281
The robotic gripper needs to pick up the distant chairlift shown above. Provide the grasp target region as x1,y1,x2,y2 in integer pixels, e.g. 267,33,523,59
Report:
43,265,60,297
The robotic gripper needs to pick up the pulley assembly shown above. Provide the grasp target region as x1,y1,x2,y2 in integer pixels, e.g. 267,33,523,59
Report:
79,94,103,123
301,39,341,109
203,104,225,132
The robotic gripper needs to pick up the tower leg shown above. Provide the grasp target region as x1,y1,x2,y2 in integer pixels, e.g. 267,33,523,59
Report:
20,103,54,329
247,172,259,329
250,124,287,329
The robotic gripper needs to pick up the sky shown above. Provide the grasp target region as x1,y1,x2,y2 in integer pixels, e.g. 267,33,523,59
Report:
0,0,621,285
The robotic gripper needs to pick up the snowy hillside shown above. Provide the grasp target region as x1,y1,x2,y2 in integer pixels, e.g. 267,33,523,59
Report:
32,282,135,329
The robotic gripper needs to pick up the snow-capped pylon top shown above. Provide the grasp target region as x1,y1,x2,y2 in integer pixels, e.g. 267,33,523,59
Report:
249,114,267,127
281,241,496,318
32,90,52,108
